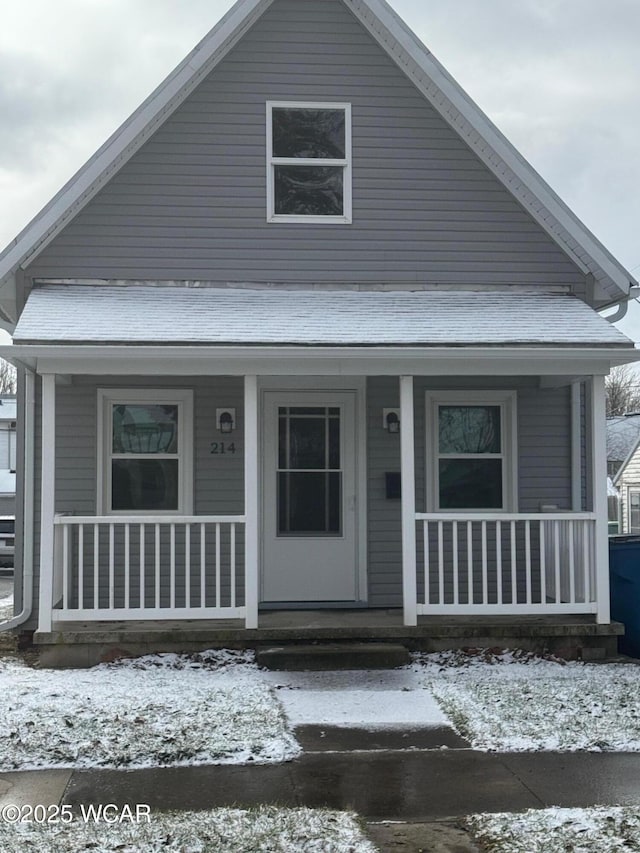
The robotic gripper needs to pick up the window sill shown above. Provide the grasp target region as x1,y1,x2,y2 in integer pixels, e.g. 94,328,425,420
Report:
267,214,352,225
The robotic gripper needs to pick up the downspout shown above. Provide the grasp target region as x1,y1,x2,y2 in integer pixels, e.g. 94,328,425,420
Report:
599,286,640,323
0,369,35,632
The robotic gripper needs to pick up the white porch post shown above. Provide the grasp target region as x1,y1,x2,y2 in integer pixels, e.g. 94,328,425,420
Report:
590,374,610,624
38,374,56,633
244,375,259,629
571,382,582,512
400,375,417,626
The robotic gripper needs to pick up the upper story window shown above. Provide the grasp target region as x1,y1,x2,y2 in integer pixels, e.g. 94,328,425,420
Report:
266,102,352,224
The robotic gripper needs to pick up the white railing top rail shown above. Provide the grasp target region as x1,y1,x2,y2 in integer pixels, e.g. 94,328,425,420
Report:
54,514,247,525
415,512,597,522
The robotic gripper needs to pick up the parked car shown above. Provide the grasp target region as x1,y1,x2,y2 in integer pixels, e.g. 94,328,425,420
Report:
0,516,15,568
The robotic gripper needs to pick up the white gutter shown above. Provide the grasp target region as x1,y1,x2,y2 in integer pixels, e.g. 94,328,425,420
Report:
0,370,35,633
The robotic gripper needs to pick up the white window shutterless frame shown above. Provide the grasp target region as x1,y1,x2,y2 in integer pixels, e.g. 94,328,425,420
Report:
266,101,352,224
425,391,517,512
628,488,640,534
97,389,193,515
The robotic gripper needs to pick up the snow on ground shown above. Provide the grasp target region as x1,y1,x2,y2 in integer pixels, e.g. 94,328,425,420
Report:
0,650,300,770
411,649,640,752
469,806,640,853
262,668,449,728
0,593,13,622
0,806,376,853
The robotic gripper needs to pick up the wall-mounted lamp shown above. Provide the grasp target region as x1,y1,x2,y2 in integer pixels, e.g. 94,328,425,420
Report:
216,408,236,434
383,408,400,433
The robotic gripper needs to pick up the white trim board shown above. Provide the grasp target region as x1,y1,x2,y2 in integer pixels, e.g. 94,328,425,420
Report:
2,344,636,379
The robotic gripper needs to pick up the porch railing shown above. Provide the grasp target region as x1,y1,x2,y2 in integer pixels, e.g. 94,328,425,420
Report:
52,515,246,622
415,513,597,615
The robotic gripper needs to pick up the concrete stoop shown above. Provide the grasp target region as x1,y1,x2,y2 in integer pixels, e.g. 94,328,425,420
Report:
256,642,410,670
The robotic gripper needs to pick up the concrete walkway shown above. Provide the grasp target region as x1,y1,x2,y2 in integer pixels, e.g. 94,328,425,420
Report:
2,747,640,822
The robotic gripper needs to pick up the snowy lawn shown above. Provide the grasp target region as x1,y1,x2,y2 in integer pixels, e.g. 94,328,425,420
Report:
0,650,300,770
0,806,375,853
469,806,640,853
412,650,640,751
0,593,12,622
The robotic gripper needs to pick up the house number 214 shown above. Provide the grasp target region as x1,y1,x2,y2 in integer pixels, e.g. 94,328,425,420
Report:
210,442,237,455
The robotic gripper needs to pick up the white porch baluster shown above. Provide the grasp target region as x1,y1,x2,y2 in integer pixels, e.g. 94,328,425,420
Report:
52,516,246,622
414,512,596,616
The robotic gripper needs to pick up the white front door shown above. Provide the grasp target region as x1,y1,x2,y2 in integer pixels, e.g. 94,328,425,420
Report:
262,391,358,603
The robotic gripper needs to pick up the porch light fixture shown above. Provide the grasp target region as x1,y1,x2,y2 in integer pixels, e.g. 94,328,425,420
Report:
216,408,236,434
383,408,400,433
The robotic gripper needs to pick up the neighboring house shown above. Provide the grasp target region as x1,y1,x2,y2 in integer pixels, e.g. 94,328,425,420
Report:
606,414,640,532
606,414,640,478
0,396,16,516
0,0,637,663
613,434,640,534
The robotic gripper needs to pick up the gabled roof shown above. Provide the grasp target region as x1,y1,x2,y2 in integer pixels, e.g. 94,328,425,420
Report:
610,414,640,484
13,285,634,347
0,0,636,325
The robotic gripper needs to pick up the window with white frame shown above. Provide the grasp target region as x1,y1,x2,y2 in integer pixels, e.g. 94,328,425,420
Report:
98,389,193,514
266,102,352,223
426,391,517,511
629,489,640,534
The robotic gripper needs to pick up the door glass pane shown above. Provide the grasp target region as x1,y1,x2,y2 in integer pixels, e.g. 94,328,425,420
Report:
272,108,346,158
439,459,503,509
278,472,342,535
112,459,179,511
274,165,343,216
277,406,342,536
289,416,326,469
113,405,178,454
439,406,501,454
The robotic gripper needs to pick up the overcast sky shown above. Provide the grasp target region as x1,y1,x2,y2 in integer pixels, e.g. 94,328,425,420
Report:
1,0,639,338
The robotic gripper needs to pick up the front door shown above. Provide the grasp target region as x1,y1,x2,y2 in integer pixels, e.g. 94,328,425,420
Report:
262,391,358,602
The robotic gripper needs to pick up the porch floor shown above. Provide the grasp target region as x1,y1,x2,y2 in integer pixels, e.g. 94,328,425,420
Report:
33,610,624,667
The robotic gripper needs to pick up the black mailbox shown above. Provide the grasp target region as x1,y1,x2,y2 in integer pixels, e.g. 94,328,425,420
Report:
385,472,401,499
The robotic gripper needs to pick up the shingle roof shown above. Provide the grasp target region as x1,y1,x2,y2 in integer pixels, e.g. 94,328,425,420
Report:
607,415,640,464
13,285,634,347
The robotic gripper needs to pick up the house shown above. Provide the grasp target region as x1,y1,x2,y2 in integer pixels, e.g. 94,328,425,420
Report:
0,396,17,567
607,413,640,479
606,413,640,532
0,0,637,665
0,396,17,517
613,430,640,534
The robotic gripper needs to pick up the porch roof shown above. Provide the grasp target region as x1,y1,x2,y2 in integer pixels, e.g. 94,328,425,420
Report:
13,285,634,348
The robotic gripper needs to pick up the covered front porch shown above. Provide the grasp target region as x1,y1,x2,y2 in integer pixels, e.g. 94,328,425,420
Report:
30,364,611,634
6,285,633,645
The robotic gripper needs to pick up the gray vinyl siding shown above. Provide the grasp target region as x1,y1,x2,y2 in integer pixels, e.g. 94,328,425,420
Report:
26,0,585,292
366,377,401,606
0,496,16,516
